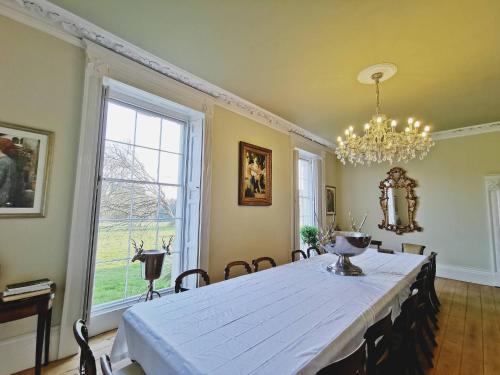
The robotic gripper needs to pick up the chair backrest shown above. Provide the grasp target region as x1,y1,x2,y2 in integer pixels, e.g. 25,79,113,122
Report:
369,240,382,250
363,311,393,375
317,340,367,375
401,243,426,255
394,289,419,330
307,246,322,258
73,319,97,375
251,257,277,272
291,250,307,262
224,261,252,280
100,355,113,375
174,268,210,293
429,252,437,279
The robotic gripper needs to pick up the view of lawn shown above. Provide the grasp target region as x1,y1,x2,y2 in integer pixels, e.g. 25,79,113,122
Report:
92,221,176,306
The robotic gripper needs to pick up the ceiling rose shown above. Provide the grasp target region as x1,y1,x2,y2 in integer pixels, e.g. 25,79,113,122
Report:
336,63,434,166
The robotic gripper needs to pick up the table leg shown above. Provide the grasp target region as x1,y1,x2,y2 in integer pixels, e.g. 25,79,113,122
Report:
44,308,52,365
35,312,45,375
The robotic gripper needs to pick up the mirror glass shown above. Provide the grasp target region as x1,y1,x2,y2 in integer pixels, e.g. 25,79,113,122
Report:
387,187,410,226
378,167,422,234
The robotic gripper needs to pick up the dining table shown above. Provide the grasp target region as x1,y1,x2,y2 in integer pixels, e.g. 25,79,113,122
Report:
110,249,427,375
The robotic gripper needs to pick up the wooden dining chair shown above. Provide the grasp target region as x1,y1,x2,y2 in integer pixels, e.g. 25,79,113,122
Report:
251,257,276,272
364,311,394,375
174,268,210,293
307,246,322,257
392,290,420,375
224,260,252,280
316,340,367,375
73,319,96,375
369,240,382,250
401,243,426,255
74,320,144,375
100,355,144,375
428,252,441,309
411,268,436,369
291,250,307,262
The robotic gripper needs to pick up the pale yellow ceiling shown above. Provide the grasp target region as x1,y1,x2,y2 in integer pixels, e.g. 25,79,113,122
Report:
52,0,500,141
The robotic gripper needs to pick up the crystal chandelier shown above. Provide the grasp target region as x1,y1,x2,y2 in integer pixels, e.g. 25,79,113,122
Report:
335,65,434,166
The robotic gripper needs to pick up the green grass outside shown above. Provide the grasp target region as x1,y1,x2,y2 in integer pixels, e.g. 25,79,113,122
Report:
92,222,175,306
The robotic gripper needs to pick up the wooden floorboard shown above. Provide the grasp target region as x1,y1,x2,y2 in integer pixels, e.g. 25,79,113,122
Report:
14,278,500,375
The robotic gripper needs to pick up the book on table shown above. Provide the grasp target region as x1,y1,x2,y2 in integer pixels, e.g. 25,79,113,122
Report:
1,279,54,302
1,288,52,302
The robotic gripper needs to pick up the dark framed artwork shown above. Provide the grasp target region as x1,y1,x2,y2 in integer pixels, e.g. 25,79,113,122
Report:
326,185,336,216
238,141,272,206
0,122,53,218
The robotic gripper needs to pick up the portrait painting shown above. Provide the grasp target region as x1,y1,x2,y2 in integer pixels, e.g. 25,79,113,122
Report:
238,142,272,206
0,122,53,217
326,185,336,215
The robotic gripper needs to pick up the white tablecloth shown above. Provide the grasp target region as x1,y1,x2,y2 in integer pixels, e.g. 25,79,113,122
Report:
111,249,426,375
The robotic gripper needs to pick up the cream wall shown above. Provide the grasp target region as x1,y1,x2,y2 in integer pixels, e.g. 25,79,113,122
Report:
337,132,500,272
0,16,84,340
0,16,339,347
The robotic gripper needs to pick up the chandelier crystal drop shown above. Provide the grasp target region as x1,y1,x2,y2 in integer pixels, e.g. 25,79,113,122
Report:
335,70,434,166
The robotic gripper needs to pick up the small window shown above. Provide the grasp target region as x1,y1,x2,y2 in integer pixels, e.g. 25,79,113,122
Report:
298,155,317,249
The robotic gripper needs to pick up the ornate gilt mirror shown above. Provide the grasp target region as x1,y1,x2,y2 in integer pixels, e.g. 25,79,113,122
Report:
378,167,422,234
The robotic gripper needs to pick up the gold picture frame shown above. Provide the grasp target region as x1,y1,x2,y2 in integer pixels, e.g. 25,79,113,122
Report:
238,142,272,206
0,122,53,218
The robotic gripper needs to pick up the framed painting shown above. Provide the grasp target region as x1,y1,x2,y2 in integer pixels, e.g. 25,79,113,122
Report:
238,141,272,206
0,122,53,217
326,185,336,216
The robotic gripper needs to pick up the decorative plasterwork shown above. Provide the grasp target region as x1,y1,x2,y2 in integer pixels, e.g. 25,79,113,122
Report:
431,121,500,141
485,175,500,192
0,0,335,148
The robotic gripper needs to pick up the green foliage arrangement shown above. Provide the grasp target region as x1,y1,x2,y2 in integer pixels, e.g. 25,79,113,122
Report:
300,225,319,248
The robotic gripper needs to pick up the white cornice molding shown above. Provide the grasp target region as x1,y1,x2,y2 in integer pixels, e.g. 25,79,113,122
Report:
0,0,335,148
431,121,500,141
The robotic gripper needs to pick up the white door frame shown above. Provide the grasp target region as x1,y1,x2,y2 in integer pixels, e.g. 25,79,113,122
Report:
485,175,500,286
58,41,214,358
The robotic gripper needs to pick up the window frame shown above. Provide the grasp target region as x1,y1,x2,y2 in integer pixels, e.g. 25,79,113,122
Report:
90,95,190,313
59,41,214,357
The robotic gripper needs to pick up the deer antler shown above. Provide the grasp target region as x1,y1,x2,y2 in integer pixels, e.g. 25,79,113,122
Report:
162,235,174,256
131,239,145,262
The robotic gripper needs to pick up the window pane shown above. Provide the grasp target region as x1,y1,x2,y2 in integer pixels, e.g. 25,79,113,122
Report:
157,221,177,245
129,221,160,250
130,184,159,219
133,147,159,182
102,142,134,180
159,186,181,219
92,260,127,305
95,221,131,262
161,119,183,153
159,152,181,184
105,102,135,144
135,112,161,149
125,261,148,298
155,256,172,289
99,181,131,220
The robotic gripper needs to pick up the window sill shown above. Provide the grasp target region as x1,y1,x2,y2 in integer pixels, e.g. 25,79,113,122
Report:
91,287,175,317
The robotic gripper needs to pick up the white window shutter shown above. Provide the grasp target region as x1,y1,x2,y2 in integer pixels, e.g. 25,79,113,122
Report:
177,116,203,289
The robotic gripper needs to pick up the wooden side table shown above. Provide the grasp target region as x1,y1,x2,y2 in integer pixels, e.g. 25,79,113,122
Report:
0,284,56,375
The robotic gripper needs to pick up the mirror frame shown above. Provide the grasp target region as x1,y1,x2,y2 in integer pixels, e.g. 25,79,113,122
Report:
378,167,422,235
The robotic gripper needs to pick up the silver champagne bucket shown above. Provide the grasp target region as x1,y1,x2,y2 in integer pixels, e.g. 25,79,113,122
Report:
322,231,371,276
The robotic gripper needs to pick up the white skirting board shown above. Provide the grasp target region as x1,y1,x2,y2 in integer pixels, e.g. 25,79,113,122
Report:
436,264,498,286
0,325,60,375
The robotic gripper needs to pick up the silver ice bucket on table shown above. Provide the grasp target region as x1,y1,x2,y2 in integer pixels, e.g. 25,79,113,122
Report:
322,231,371,276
